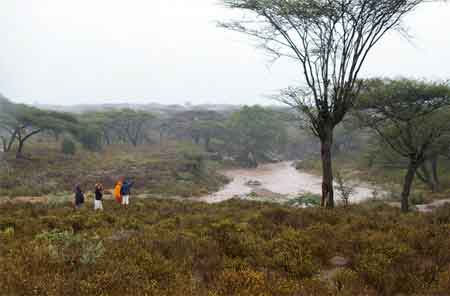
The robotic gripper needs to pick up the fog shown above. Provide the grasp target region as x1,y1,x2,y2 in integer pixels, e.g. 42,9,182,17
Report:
0,0,449,106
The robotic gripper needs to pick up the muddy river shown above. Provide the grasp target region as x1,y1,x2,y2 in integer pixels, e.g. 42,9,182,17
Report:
200,161,383,204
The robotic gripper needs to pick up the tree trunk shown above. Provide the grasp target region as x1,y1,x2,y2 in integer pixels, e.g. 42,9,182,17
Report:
419,158,440,193
320,127,334,208
401,160,419,213
6,129,18,152
104,131,111,145
431,156,440,192
0,136,6,152
16,139,25,159
194,136,200,145
15,129,41,159
205,137,211,152
418,163,433,192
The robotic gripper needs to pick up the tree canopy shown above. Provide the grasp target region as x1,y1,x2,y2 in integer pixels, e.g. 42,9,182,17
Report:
226,105,287,166
222,0,426,208
80,109,158,147
0,98,79,157
356,78,450,212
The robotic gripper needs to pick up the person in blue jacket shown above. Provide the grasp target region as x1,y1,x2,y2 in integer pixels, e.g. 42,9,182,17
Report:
120,179,134,208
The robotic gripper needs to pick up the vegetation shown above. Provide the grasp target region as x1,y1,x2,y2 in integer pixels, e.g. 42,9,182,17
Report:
2,199,450,295
61,138,76,156
165,110,226,152
80,109,158,147
356,79,450,212
222,0,426,208
1,1,450,295
0,98,79,158
225,106,287,167
0,142,227,198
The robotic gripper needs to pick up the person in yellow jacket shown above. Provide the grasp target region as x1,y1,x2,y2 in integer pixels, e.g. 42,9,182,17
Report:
114,179,123,204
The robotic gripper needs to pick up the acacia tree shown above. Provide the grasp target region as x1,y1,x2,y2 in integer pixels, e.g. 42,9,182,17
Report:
0,99,79,158
415,137,448,192
167,110,226,150
0,99,19,152
119,109,156,146
226,105,287,167
222,0,426,208
81,109,157,147
356,79,450,212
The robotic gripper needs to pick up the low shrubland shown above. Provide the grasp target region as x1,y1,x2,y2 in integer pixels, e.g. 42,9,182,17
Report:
1,198,450,295
0,142,227,198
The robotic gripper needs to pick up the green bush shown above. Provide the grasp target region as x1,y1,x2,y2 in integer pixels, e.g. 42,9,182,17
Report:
285,193,321,208
410,191,426,205
61,138,76,155
78,127,102,151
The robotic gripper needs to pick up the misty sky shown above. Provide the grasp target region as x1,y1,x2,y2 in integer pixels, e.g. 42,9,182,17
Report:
1,0,450,106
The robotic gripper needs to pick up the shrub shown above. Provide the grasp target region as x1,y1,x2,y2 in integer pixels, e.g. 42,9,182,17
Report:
332,268,360,292
35,229,105,266
214,268,269,296
61,138,76,155
271,228,319,279
80,241,106,265
0,226,14,239
355,234,419,294
78,127,102,151
1,198,450,295
434,266,450,294
335,171,356,207
410,191,425,205
285,193,321,208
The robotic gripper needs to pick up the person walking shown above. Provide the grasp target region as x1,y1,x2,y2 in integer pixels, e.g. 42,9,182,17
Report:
94,183,104,211
120,179,134,208
114,179,123,204
74,185,85,209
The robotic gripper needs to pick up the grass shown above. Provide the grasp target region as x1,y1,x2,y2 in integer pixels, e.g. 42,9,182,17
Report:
0,141,228,198
1,198,450,295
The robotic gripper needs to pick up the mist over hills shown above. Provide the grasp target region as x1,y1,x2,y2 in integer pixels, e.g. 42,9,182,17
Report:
32,102,245,115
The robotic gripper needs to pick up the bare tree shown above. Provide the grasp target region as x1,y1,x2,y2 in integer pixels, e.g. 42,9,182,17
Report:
221,0,427,208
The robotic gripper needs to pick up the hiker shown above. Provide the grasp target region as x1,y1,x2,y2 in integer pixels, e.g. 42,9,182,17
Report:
94,183,104,211
114,179,123,204
74,185,85,209
120,179,134,208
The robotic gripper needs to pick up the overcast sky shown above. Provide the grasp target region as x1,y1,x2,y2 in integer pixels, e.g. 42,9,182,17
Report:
0,0,449,106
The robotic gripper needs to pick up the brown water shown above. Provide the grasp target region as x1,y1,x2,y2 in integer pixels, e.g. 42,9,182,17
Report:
200,161,383,204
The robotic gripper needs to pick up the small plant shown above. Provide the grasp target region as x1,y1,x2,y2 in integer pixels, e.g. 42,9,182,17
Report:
335,171,356,207
1,226,14,239
410,191,425,205
371,187,380,201
80,241,106,265
285,193,321,208
35,229,105,265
